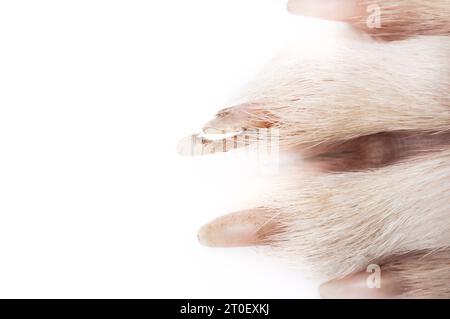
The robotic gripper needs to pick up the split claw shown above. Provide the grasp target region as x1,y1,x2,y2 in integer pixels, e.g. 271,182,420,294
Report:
177,103,279,156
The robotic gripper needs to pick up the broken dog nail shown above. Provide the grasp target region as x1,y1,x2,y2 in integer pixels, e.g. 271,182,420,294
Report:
177,103,279,156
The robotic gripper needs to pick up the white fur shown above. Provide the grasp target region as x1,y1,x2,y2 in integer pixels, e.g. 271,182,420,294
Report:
238,35,450,150
193,2,450,297
234,33,450,297
264,150,450,279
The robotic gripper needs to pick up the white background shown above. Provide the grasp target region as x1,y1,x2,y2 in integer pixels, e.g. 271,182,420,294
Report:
0,0,337,298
